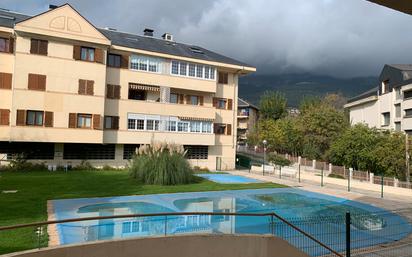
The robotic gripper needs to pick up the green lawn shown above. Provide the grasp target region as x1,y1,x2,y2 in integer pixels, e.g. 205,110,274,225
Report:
0,170,285,254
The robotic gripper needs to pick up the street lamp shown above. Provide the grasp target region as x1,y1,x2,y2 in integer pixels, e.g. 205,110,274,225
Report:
263,139,267,175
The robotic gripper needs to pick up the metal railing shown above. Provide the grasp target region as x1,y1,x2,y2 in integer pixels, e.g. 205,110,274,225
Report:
0,211,344,257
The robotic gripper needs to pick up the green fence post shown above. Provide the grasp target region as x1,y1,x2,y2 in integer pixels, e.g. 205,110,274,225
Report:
321,167,324,187
298,164,301,183
381,175,384,198
348,172,350,192
279,165,282,179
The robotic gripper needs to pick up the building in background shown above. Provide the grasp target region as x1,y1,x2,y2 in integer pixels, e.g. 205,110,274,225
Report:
236,98,259,146
0,4,255,170
345,64,412,135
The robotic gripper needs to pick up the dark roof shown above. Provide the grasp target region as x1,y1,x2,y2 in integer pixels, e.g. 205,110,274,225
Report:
0,9,30,28
387,64,412,71
238,97,259,110
98,28,252,67
347,87,378,103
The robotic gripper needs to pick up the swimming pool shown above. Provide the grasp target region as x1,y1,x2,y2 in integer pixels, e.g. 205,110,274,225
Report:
52,188,412,256
196,173,262,183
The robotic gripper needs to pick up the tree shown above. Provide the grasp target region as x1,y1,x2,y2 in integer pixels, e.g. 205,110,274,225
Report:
299,95,321,113
324,93,347,110
259,91,287,120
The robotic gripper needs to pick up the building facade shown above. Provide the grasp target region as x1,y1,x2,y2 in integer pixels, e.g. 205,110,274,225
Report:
345,64,412,135
0,4,255,170
236,98,259,145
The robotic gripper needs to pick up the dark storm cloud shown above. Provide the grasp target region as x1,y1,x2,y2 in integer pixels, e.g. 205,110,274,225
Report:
2,0,412,77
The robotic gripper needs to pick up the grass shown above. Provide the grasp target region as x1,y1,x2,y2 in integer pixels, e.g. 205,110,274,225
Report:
0,170,285,254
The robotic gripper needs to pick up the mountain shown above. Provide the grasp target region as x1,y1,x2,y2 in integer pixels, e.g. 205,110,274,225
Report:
238,73,378,107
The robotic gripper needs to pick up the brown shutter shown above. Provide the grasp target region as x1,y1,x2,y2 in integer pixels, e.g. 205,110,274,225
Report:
0,73,12,89
114,85,121,99
73,45,81,60
68,113,77,128
212,97,218,108
8,38,14,54
226,124,232,135
93,114,101,130
227,99,233,110
179,94,184,104
199,96,204,106
0,109,10,125
44,111,53,127
37,75,46,91
121,55,129,69
113,116,119,130
78,79,86,94
185,95,191,105
95,49,104,63
28,74,38,90
86,80,94,95
213,123,219,134
224,73,228,84
106,84,113,98
30,39,39,54
16,110,26,126
39,40,48,55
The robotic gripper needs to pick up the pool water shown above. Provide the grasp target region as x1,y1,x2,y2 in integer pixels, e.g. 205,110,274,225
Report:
52,188,412,256
196,174,262,183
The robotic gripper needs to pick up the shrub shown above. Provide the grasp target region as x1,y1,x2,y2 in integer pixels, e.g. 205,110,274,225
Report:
328,173,345,179
268,153,291,167
73,160,96,171
193,166,210,173
129,142,195,185
6,154,47,172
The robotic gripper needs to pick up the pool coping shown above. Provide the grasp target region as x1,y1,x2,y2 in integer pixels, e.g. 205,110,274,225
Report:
47,200,61,247
195,173,264,184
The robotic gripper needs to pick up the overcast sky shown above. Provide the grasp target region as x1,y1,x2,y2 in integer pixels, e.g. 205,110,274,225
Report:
2,0,412,77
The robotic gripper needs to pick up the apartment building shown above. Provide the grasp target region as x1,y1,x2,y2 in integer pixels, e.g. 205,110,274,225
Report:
236,98,259,145
0,4,255,170
345,64,412,134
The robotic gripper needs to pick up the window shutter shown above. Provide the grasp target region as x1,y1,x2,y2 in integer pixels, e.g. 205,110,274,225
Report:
226,124,232,135
93,114,101,130
28,74,38,90
30,39,39,54
227,99,233,110
86,80,94,95
44,111,53,127
121,55,129,69
113,116,119,130
224,73,228,84
199,96,204,106
106,84,113,98
68,113,77,128
0,73,12,89
213,123,219,134
78,79,86,94
0,109,10,125
95,49,104,63
73,45,81,60
8,38,14,54
114,85,121,99
37,75,46,91
185,95,191,105
179,94,184,104
39,40,48,55
16,110,26,126
212,97,218,108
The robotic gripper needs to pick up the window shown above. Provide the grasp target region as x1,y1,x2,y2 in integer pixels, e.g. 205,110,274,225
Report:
128,118,145,130
104,116,119,130
77,114,92,128
190,121,201,133
395,104,401,118
0,37,9,53
130,55,161,73
190,95,199,105
30,39,48,55
106,84,121,99
81,47,95,62
202,122,212,133
218,99,227,109
170,93,178,104
218,72,229,84
0,72,12,89
214,123,226,134
171,61,179,74
196,65,203,78
178,121,189,132
184,146,208,159
395,122,401,132
128,88,147,100
128,119,136,130
123,144,140,159
204,66,210,79
0,109,10,125
78,80,94,95
405,109,412,118
405,130,412,136
26,111,43,126
146,120,159,131
381,80,389,94
136,120,145,130
404,90,412,100
189,64,196,77
179,62,187,76
210,67,215,80
395,88,402,100
168,120,177,131
63,144,115,160
28,74,46,91
382,112,390,126
107,54,121,68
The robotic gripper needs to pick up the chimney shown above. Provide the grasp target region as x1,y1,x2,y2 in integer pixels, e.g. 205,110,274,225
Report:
143,28,154,37
162,33,173,42
49,4,58,10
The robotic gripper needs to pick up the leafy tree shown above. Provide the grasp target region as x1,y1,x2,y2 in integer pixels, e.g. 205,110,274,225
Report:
299,95,321,113
324,93,347,110
259,91,287,120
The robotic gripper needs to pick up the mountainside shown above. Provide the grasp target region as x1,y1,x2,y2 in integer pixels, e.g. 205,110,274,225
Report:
239,73,378,107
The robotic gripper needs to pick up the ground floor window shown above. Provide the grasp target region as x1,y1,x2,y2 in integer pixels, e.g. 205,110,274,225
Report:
184,145,208,160
0,142,54,159
63,144,115,160
123,144,140,160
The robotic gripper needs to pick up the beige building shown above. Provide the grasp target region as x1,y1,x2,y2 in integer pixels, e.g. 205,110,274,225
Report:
0,4,255,170
345,64,412,135
237,98,259,145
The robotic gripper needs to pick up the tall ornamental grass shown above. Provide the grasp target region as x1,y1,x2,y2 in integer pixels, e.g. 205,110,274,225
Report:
129,142,195,185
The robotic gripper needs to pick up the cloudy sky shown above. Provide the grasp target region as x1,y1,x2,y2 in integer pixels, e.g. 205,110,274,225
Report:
2,0,412,77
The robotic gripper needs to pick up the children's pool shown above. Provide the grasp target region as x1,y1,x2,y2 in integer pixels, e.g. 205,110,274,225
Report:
52,188,412,256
